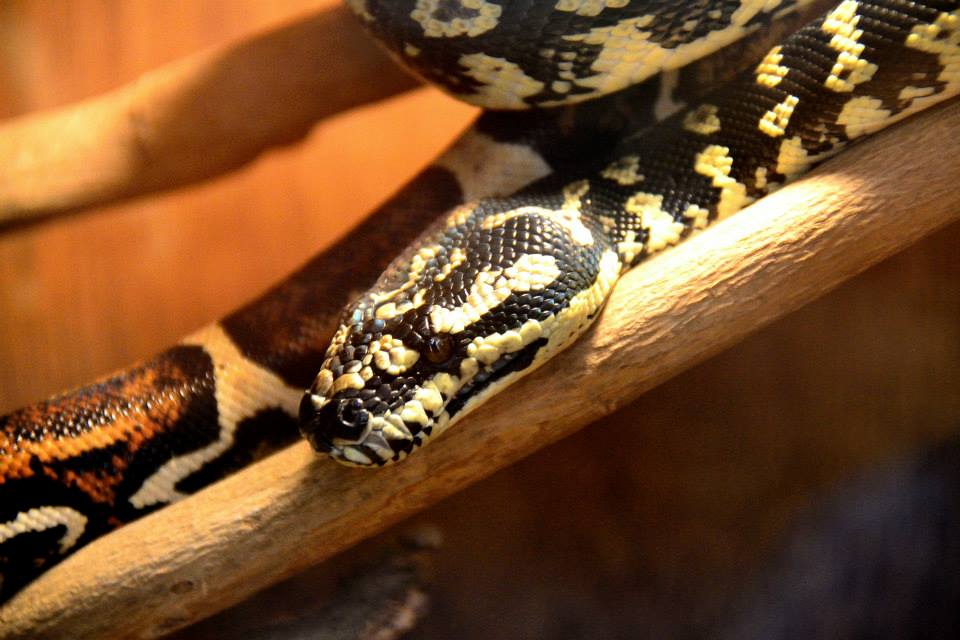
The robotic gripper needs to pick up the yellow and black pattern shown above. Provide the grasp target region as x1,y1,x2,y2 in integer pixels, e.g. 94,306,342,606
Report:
303,0,960,466
1,0,958,605
349,0,819,107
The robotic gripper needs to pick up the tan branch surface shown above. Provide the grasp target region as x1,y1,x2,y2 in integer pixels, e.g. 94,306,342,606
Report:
2,100,958,639
0,5,418,227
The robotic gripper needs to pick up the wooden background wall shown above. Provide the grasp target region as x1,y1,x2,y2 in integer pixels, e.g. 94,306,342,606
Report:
2,2,960,637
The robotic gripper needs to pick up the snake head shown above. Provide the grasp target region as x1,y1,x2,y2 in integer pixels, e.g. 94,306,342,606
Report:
299,198,621,467
298,291,568,466
298,308,474,467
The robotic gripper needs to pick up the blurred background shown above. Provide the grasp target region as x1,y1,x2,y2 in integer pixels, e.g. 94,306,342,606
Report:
2,1,960,637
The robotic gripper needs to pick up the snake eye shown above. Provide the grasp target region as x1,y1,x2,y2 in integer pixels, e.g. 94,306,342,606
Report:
424,334,454,364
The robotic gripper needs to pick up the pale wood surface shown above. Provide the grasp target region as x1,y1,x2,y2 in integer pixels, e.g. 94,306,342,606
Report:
3,100,958,639
0,4,418,227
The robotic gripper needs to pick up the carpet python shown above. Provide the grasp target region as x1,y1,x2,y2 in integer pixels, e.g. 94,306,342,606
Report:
1,0,958,605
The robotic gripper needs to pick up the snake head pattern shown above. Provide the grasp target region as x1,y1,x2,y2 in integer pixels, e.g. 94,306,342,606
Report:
300,189,623,466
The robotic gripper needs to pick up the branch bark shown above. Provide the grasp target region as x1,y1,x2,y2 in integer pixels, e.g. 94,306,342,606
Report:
0,5,418,228
2,99,958,639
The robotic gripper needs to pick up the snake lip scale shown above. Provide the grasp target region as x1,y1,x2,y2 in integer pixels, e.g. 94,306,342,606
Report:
2,0,959,605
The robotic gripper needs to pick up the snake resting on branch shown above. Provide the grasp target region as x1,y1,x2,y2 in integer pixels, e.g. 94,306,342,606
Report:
0,0,958,606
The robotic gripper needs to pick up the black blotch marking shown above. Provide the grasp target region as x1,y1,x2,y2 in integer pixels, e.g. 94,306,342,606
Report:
0,471,112,605
445,338,548,420
175,407,299,495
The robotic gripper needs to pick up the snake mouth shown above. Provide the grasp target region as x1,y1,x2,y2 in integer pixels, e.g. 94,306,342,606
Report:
300,327,556,466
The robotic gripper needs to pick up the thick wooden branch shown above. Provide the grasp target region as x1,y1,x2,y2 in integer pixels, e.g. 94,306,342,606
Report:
0,5,417,228
2,100,958,639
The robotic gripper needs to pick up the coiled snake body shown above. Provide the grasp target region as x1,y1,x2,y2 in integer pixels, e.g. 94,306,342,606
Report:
1,0,958,604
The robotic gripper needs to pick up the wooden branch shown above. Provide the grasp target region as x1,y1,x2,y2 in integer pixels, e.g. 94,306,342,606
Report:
2,99,958,639
0,5,418,228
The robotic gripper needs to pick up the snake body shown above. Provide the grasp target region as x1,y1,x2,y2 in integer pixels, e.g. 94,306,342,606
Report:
2,0,958,604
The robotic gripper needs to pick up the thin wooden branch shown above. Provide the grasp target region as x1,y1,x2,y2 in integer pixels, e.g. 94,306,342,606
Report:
2,100,958,639
0,5,418,228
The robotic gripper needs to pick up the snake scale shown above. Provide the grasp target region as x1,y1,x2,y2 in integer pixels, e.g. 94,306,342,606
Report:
1,0,958,606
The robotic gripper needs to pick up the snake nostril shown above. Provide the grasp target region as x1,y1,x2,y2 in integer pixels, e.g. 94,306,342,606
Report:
299,394,370,450
335,398,369,439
